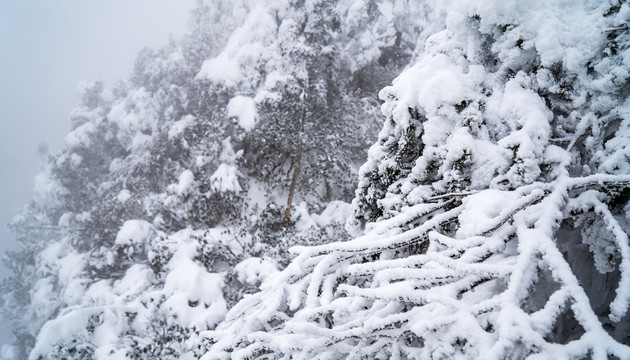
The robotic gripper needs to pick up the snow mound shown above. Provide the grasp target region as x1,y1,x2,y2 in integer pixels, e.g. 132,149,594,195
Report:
234,257,278,286
210,164,242,194
227,96,257,131
114,220,154,247
312,200,352,228
170,169,195,196
163,255,227,330
117,189,131,203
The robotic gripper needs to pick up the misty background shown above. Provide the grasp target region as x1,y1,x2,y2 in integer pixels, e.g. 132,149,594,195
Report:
0,0,196,346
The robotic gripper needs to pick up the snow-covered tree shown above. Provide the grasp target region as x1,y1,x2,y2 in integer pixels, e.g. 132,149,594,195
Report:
206,0,630,358
1,1,427,358
198,0,430,215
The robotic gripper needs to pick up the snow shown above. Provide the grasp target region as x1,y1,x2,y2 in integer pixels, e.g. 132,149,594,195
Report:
114,219,153,247
196,4,279,88
57,251,85,287
234,257,278,285
69,153,82,166
311,201,352,228
32,168,68,209
131,132,150,151
26,226,237,358
62,278,86,306
162,232,228,330
207,0,630,357
196,52,243,87
171,169,195,196
289,201,352,232
31,278,58,321
39,241,67,269
218,137,242,164
377,2,393,21
9,0,630,358
105,88,158,149
226,95,257,131
83,280,118,307
210,164,242,194
64,122,96,148
457,189,520,238
117,189,131,203
208,138,243,194
29,306,130,360
245,178,269,214
112,264,155,298
168,114,195,140
163,261,226,329
107,97,140,135
292,202,317,231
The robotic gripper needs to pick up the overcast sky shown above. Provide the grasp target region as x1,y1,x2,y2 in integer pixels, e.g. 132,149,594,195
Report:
0,0,196,346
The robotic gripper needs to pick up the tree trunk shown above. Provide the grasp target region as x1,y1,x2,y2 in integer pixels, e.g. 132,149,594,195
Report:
285,92,307,218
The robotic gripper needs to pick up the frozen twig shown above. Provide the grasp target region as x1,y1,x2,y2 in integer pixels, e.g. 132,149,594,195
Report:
603,24,629,32
425,191,478,202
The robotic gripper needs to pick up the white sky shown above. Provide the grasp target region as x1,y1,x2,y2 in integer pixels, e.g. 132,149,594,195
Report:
0,0,197,346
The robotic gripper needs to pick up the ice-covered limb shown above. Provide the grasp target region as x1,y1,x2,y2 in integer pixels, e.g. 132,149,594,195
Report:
566,174,630,193
292,200,459,258
528,288,571,334
208,172,630,358
518,179,630,356
566,114,592,152
367,201,454,234
480,188,546,236
588,197,630,322
306,253,345,308
425,191,478,202
344,245,511,277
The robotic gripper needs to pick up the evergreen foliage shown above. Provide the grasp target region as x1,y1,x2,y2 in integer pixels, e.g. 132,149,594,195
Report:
1,0,423,358
3,0,630,359
208,0,630,359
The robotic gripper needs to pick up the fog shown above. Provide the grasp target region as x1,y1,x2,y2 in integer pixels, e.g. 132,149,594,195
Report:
0,0,196,348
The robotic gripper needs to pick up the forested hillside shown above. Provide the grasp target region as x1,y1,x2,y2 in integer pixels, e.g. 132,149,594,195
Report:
2,0,630,359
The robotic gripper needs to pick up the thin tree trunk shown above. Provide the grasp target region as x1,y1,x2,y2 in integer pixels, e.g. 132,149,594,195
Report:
285,145,302,218
286,93,307,218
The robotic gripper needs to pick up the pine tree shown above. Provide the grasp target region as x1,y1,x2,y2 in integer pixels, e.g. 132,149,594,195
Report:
1,1,425,358
206,1,630,359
